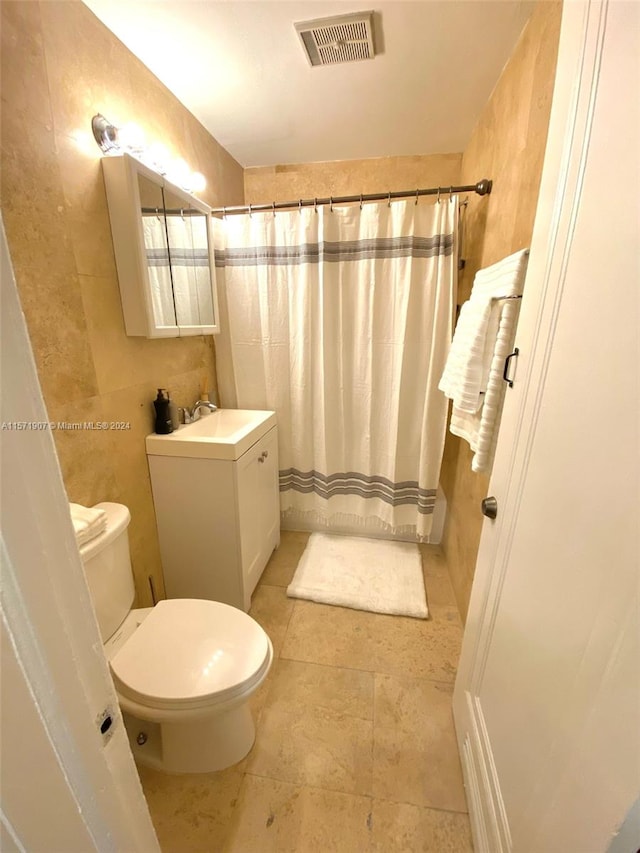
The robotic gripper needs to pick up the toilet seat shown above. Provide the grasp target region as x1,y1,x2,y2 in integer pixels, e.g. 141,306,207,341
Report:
110,599,271,712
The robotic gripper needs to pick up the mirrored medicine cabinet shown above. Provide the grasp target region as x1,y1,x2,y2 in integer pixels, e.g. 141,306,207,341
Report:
101,153,220,338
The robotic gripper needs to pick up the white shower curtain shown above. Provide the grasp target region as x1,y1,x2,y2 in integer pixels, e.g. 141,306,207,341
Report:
214,199,457,539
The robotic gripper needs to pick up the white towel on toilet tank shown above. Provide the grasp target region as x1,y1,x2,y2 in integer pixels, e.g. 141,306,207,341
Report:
440,249,529,473
69,503,107,546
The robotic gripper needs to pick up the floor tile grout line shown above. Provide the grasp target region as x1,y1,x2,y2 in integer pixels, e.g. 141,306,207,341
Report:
277,652,458,687
244,769,375,801
242,770,469,815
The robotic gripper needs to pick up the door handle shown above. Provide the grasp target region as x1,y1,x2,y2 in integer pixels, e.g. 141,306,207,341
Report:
481,496,498,519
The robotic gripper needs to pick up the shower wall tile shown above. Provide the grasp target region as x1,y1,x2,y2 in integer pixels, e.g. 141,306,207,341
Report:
0,0,244,606
46,395,120,508
244,153,462,206
0,0,52,127
441,0,562,621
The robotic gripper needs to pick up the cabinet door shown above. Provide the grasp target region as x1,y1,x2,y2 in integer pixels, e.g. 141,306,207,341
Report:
237,428,280,607
102,153,219,339
163,185,220,337
259,428,281,561
139,174,178,333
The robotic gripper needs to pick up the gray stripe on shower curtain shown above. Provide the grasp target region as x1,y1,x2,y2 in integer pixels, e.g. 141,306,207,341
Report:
279,468,437,514
214,234,453,267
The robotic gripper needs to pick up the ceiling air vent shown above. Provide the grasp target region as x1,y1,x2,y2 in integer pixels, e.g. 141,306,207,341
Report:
295,11,375,67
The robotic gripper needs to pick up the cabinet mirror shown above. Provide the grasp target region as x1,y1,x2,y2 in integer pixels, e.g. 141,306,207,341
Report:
102,153,220,338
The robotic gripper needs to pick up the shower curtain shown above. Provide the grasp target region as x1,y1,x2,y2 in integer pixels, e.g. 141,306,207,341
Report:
214,199,457,540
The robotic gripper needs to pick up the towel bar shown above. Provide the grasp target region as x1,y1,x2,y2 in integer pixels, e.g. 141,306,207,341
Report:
503,348,520,388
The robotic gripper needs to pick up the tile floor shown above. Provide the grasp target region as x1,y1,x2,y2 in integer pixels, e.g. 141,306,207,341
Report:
138,532,473,852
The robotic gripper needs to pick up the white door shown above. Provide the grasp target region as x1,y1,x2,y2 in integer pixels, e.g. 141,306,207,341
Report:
453,2,640,852
0,218,159,851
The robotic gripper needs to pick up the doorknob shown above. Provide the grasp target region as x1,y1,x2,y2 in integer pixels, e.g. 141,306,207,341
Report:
481,496,498,519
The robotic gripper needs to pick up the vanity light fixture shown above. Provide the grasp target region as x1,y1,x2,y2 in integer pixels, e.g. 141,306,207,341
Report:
90,113,206,194
91,113,119,153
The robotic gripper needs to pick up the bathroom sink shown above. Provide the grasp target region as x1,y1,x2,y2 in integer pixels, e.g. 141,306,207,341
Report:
145,409,277,461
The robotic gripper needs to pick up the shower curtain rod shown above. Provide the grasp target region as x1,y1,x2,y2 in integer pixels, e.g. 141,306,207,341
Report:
211,178,492,216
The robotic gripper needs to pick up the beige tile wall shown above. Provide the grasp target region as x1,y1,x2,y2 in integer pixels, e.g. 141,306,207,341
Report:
244,154,462,205
0,0,244,604
440,1,563,621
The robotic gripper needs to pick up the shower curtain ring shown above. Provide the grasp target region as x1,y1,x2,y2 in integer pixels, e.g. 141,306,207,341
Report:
437,187,441,204
249,203,253,218
314,197,318,214
360,193,363,211
449,186,454,202
299,199,302,214
387,191,391,208
330,197,334,213
272,201,276,217
415,189,419,206
222,206,227,219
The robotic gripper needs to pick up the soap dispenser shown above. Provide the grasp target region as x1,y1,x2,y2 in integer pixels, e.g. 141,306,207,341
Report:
153,389,173,434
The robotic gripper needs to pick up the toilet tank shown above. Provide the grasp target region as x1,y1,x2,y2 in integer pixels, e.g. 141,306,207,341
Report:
79,502,135,643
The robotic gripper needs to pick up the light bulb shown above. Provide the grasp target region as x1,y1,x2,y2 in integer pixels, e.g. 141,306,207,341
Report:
167,158,191,189
190,172,206,193
145,142,170,174
119,122,146,151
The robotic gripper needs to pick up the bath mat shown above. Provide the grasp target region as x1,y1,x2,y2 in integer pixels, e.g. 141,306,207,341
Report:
287,533,428,619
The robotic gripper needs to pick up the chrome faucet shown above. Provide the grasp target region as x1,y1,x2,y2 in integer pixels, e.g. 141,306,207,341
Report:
189,399,218,421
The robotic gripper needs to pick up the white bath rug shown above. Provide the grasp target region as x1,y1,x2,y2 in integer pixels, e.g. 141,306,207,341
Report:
287,533,428,619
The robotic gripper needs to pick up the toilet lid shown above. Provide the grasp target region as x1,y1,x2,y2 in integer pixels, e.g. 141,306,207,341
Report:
110,599,270,710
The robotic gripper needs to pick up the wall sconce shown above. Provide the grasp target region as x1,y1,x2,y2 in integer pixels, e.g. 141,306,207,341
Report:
91,113,206,194
91,114,119,153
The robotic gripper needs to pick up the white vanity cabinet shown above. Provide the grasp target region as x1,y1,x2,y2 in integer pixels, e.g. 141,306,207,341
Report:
146,417,280,612
101,153,220,338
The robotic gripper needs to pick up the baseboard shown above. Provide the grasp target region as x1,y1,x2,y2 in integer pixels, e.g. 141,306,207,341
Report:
459,691,512,852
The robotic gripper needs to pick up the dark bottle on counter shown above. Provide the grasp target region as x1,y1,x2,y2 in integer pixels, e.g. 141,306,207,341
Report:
153,388,173,434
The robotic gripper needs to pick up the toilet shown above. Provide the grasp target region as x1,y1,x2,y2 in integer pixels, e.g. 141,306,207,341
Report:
80,501,273,774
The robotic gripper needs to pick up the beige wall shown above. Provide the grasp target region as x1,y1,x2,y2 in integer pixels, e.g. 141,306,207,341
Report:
245,154,462,205
0,0,244,605
440,1,562,621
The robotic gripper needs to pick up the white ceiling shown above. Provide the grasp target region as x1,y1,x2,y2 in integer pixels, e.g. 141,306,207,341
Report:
83,0,535,168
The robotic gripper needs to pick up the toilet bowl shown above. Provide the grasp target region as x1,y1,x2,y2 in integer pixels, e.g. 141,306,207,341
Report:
80,502,272,774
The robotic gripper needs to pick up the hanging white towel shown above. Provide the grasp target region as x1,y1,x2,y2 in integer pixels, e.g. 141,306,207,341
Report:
69,503,107,546
439,249,529,413
450,298,521,472
441,249,529,474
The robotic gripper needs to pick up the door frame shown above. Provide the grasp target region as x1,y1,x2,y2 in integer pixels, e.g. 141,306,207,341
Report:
0,217,159,851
